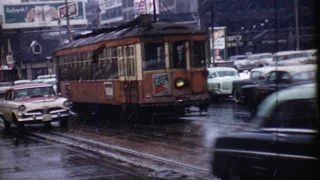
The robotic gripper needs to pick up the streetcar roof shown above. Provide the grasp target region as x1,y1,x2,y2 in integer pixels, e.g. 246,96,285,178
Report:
55,19,205,52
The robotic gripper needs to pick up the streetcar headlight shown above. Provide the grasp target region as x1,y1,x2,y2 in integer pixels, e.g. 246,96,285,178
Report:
18,105,26,112
175,78,186,88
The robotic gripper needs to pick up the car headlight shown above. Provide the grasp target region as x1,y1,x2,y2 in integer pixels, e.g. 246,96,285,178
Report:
175,78,185,88
63,100,72,107
18,105,26,111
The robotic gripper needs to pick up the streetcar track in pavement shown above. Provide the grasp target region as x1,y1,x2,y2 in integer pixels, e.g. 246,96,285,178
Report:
26,129,214,180
0,121,214,179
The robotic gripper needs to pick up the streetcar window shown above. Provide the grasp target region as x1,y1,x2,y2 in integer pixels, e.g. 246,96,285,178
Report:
144,43,165,71
191,41,206,68
172,41,186,69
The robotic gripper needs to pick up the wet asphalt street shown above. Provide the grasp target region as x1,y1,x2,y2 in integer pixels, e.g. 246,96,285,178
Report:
0,130,143,180
0,99,250,180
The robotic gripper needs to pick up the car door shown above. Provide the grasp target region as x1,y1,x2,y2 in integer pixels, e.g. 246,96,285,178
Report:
256,71,291,104
236,113,281,178
207,72,218,90
272,99,320,179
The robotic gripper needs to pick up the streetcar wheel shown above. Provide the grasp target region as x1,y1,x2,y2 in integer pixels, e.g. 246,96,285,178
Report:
234,88,242,103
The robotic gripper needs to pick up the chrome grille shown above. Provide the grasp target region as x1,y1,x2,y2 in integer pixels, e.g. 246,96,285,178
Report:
48,107,62,113
25,110,43,116
221,81,232,90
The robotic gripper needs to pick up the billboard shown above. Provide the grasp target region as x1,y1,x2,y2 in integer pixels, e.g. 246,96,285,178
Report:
0,0,87,29
99,0,122,24
209,27,227,66
134,0,160,15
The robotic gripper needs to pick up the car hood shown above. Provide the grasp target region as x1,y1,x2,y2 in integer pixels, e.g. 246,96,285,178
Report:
15,96,59,103
0,87,11,92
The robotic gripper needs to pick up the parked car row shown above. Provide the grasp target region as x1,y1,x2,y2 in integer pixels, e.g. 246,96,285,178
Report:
232,64,316,113
207,64,317,111
228,49,317,71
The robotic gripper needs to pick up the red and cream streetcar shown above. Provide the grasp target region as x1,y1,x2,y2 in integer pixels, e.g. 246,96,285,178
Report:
53,15,210,119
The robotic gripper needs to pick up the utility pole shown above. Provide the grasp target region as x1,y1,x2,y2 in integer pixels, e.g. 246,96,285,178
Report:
58,19,62,45
211,3,215,67
294,0,300,50
65,0,72,42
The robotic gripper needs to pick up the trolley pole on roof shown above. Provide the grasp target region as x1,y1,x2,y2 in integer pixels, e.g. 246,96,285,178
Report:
65,0,72,42
294,0,300,50
153,0,157,22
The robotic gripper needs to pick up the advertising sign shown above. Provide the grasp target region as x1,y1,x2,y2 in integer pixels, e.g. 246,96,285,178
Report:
58,2,78,19
104,82,114,97
134,0,159,15
1,1,87,29
208,27,227,66
99,0,122,10
153,73,170,96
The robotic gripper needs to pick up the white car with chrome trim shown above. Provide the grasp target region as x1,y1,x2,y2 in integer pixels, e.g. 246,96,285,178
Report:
0,83,71,133
207,67,242,97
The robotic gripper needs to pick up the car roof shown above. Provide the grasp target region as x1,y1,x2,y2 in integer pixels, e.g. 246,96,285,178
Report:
248,53,272,57
256,82,316,118
273,50,306,56
251,64,317,74
10,83,52,90
229,55,247,58
207,67,238,73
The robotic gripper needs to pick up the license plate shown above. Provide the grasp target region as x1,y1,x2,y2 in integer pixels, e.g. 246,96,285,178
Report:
43,115,51,121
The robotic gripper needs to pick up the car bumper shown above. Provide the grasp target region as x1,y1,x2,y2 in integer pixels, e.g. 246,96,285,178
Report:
17,112,70,123
210,89,232,95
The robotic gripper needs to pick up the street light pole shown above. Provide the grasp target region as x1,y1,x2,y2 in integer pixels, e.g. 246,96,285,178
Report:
57,19,62,45
294,0,300,50
65,0,72,42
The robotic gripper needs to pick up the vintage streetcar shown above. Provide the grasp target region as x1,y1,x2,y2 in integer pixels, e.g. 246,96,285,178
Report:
53,15,210,120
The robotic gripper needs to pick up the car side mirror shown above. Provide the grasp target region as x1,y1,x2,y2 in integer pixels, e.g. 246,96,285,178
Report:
258,76,265,80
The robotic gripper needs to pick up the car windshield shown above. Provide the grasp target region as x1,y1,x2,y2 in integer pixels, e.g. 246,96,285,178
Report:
14,86,56,99
217,71,237,77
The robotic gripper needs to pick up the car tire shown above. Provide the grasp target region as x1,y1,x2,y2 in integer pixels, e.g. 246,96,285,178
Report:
59,117,69,129
234,88,242,103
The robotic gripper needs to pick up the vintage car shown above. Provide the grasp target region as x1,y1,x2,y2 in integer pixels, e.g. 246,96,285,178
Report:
207,67,242,98
303,49,317,64
14,79,32,85
33,78,58,93
270,50,313,66
241,64,316,112
233,66,281,103
247,53,273,67
233,56,250,71
227,55,247,61
0,81,13,99
0,83,71,133
211,82,320,179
